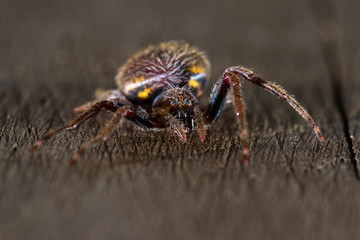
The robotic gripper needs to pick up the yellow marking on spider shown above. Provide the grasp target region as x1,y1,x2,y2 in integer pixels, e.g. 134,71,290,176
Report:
188,79,200,89
188,65,204,74
138,88,152,99
134,75,145,83
127,75,146,91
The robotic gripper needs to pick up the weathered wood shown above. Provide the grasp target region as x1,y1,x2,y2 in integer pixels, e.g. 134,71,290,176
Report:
0,0,359,239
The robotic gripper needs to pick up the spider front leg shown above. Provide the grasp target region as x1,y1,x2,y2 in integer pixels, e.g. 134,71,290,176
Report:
73,89,129,113
69,104,157,165
30,99,122,152
31,91,158,164
31,89,145,151
205,66,325,163
226,66,324,142
69,105,132,165
204,71,249,163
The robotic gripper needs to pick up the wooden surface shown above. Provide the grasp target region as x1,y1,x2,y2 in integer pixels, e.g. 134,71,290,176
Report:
1,0,359,239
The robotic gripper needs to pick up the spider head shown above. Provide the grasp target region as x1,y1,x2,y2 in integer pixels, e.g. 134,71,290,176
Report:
152,88,200,142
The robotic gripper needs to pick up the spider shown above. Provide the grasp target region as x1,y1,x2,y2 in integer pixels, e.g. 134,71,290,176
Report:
31,41,324,165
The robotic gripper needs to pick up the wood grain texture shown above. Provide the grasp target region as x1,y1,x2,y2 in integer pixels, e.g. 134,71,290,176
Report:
0,0,359,239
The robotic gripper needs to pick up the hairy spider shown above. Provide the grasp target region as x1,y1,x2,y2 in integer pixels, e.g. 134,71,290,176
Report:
31,41,324,165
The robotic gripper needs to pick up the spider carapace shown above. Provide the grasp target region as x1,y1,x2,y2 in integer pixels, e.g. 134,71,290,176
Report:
31,41,324,165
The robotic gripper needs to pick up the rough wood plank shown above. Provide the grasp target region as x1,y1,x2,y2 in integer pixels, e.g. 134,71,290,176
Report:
0,0,358,239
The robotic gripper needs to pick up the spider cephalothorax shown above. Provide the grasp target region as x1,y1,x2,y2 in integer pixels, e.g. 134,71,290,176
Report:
31,41,324,165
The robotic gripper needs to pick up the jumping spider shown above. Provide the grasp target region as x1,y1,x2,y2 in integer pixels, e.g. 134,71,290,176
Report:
31,41,324,165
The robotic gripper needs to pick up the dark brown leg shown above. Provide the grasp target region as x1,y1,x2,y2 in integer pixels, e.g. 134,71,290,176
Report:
225,72,249,163
204,66,324,163
73,90,124,113
30,100,120,152
204,72,249,163
194,106,206,142
226,66,324,142
69,106,131,165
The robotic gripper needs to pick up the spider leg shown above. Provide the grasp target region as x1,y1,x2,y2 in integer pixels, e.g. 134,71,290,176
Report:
204,66,324,163
226,66,324,142
73,102,94,113
30,99,125,152
194,106,206,141
69,106,132,165
73,90,125,113
204,72,249,163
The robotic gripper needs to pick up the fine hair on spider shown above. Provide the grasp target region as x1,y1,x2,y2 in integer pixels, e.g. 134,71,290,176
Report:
31,41,324,165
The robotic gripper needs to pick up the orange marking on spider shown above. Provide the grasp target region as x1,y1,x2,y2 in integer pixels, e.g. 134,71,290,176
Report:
188,65,204,74
137,88,152,99
188,79,200,89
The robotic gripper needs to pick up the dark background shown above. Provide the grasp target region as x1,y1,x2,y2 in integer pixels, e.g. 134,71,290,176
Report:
1,0,360,239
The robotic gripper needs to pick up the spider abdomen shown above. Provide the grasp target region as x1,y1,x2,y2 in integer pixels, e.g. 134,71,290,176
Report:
116,41,210,105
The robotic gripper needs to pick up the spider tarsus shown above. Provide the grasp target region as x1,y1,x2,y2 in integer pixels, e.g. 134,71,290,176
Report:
30,141,42,152
317,134,325,143
314,126,325,142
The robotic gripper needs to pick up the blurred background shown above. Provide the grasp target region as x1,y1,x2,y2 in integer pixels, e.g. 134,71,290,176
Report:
1,0,360,239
